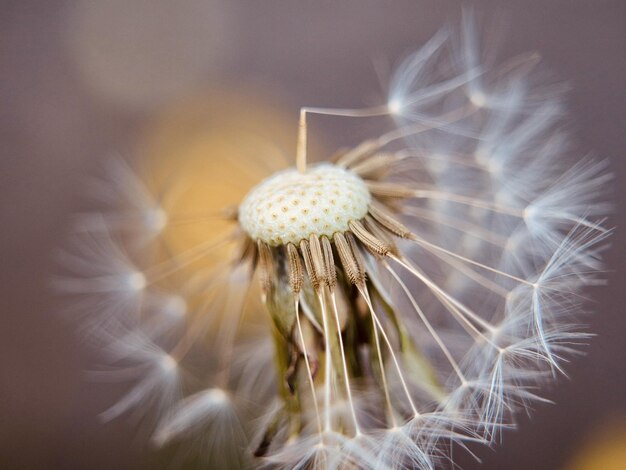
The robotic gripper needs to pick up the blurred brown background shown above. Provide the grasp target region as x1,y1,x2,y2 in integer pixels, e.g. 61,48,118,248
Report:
1,1,625,469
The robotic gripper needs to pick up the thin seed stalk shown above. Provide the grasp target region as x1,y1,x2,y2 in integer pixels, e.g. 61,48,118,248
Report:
369,280,446,401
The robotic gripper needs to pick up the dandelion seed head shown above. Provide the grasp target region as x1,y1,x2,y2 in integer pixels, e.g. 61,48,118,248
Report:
238,163,371,245
58,12,612,469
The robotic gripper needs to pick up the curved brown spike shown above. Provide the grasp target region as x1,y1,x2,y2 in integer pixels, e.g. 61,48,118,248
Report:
348,219,390,257
286,243,304,295
366,181,415,199
299,239,320,291
257,240,274,300
308,234,328,287
333,232,365,287
345,232,367,281
368,201,412,238
321,236,336,290
364,215,398,255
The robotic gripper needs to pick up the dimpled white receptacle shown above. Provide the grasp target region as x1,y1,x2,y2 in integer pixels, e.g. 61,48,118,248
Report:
238,163,371,246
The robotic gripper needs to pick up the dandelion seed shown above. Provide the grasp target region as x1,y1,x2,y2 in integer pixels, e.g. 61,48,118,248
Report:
58,14,611,470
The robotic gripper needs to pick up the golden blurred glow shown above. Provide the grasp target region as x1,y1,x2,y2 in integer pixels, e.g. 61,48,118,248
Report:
566,418,626,470
136,89,326,301
139,90,292,265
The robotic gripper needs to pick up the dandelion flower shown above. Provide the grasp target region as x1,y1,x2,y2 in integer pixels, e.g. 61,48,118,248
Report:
58,17,611,470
